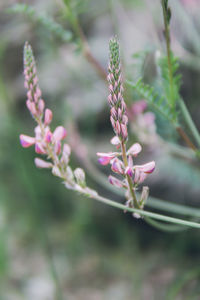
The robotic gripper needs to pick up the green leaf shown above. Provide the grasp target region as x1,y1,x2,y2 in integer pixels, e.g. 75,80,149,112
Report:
127,78,178,126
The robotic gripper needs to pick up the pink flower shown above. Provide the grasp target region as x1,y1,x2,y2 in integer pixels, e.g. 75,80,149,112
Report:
97,152,117,165
44,109,53,125
111,158,124,174
34,158,52,168
35,142,46,154
127,143,142,156
134,161,155,174
53,126,67,141
133,161,155,184
20,134,35,148
108,175,124,188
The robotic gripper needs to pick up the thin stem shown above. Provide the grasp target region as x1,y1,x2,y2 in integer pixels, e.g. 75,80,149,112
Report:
178,99,200,149
65,4,107,81
176,126,197,151
90,193,200,229
121,141,139,209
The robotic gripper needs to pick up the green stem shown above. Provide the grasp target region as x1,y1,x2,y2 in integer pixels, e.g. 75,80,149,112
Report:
121,141,139,209
90,193,200,229
178,99,200,149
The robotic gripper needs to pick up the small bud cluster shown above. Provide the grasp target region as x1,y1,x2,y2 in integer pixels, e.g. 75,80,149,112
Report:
20,42,96,197
108,37,128,142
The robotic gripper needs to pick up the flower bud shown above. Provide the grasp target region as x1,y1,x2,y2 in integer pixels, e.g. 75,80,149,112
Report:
44,109,53,125
74,168,86,187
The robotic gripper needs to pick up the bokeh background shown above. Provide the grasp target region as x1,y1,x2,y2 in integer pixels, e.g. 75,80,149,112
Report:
0,0,200,299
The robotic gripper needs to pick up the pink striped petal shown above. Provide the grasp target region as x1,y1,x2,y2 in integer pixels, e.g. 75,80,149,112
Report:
20,134,35,148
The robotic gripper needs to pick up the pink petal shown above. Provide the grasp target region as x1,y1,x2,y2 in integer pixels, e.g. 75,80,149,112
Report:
44,109,53,125
34,158,52,168
127,143,142,156
111,158,124,174
125,166,133,177
108,175,123,188
135,161,155,174
110,136,120,146
53,126,67,141
54,141,61,155
44,130,52,143
20,134,35,148
35,143,46,154
97,152,117,165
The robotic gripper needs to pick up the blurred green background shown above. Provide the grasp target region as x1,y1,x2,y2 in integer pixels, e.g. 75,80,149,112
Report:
0,0,200,299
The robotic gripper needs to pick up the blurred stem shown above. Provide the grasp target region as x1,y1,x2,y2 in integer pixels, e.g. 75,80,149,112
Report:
64,3,107,81
161,0,200,152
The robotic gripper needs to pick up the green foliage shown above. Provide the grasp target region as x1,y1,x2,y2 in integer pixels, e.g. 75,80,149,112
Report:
157,53,181,109
7,4,73,42
127,78,178,126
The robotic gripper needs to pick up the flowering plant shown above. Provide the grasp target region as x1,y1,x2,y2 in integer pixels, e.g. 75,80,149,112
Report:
18,0,200,229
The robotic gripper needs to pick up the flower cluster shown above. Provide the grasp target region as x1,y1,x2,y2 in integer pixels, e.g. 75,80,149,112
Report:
20,42,96,196
97,37,155,210
108,37,128,142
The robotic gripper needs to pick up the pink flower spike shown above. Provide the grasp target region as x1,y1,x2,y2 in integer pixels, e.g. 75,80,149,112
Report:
135,161,155,174
97,152,117,165
108,175,124,188
127,143,142,157
20,134,35,148
53,126,67,141
34,158,52,169
44,109,53,125
35,143,46,154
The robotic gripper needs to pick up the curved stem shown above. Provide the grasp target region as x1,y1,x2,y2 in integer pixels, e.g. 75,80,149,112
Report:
89,192,200,229
65,4,107,81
